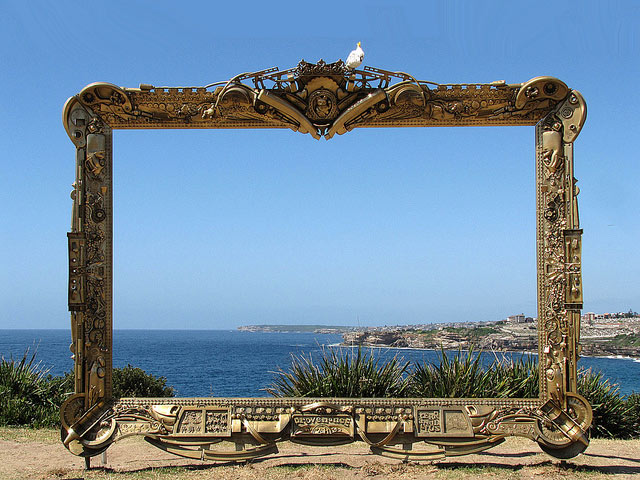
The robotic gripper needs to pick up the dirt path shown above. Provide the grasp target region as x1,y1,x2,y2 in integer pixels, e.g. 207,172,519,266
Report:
1,429,639,480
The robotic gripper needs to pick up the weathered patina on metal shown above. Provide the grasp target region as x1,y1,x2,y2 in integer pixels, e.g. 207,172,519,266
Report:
62,60,589,462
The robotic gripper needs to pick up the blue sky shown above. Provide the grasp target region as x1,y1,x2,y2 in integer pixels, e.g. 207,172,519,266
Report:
0,0,638,329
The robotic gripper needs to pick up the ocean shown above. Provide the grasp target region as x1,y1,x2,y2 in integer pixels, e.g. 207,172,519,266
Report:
1,329,639,397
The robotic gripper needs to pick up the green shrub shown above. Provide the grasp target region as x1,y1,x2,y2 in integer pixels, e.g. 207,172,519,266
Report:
485,353,539,398
625,393,640,438
266,346,411,398
113,364,174,398
0,351,71,428
410,349,539,398
0,351,174,427
411,348,494,398
577,369,632,438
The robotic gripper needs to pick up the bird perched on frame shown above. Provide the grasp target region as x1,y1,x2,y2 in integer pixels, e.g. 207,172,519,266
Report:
346,42,364,70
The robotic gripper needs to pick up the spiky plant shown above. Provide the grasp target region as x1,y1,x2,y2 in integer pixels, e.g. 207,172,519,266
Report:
0,350,71,427
266,346,411,398
488,353,539,398
410,348,497,398
578,369,632,438
624,393,640,438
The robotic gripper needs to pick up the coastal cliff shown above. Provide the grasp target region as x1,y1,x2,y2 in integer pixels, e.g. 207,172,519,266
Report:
237,315,640,358
340,317,640,358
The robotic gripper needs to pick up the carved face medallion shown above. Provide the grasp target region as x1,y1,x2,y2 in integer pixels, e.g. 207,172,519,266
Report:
307,89,338,121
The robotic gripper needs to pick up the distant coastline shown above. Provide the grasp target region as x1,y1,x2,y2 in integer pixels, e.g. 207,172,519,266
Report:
237,324,357,334
238,315,640,359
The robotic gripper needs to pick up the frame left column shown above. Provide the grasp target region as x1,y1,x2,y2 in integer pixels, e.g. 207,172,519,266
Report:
63,97,113,452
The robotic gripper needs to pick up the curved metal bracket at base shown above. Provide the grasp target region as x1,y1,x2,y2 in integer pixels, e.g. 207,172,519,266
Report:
204,443,279,462
290,438,355,447
144,435,279,462
370,436,504,461
536,393,592,448
538,438,589,459
370,444,445,461
438,437,506,456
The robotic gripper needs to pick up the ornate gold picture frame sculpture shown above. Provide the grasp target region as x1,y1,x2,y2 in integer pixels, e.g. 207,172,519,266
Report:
62,60,589,462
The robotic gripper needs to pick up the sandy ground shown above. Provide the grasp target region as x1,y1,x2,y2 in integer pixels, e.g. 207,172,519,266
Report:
1,429,639,480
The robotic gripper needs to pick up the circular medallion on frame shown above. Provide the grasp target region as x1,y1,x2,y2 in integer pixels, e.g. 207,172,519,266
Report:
307,89,339,122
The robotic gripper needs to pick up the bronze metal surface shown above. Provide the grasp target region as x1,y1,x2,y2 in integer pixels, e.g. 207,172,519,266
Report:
62,60,588,462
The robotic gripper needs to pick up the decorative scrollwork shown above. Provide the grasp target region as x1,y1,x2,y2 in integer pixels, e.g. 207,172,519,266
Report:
295,59,348,77
64,63,578,142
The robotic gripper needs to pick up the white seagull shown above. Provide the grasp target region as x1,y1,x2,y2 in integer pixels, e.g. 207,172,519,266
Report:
346,42,364,70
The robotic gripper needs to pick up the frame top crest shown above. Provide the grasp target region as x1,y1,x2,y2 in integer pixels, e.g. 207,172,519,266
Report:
64,59,586,142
